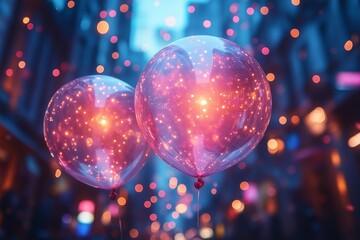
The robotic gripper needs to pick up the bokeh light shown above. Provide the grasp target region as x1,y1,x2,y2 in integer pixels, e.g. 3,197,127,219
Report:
97,21,109,34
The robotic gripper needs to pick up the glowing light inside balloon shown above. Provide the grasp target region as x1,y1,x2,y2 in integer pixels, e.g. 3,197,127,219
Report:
44,75,149,190
135,36,272,181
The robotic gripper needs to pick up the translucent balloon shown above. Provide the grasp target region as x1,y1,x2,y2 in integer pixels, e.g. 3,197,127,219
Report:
135,36,271,187
44,75,150,191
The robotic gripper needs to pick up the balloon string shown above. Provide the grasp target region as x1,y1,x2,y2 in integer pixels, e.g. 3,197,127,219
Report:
119,216,123,240
197,189,200,236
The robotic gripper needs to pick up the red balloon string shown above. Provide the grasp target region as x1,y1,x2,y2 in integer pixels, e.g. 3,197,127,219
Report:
194,177,205,189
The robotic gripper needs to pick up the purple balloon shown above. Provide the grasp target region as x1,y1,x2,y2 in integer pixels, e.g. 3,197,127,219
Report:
44,75,150,190
135,36,271,182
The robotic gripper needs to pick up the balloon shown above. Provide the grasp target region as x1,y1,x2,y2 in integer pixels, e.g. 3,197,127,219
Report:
135,36,271,188
44,75,150,194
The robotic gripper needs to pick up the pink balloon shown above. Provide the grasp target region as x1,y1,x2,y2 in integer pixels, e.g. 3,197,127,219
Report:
44,75,150,191
135,36,271,186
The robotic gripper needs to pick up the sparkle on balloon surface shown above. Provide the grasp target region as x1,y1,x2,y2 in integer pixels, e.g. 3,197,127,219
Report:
44,75,149,189
135,35,272,178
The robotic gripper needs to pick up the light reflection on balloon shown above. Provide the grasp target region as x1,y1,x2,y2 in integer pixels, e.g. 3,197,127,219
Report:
44,75,150,195
135,35,271,188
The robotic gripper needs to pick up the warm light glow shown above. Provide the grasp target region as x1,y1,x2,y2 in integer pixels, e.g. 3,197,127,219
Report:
55,169,62,178
23,17,30,24
200,99,207,105
291,0,300,6
169,177,178,189
344,40,353,51
240,181,249,191
199,227,214,239
331,150,341,167
216,224,225,238
117,197,127,206
97,21,109,34
101,211,111,225
176,203,188,213
96,65,104,73
99,118,107,126
336,173,348,195
86,138,93,147
279,116,287,125
18,61,26,69
67,0,75,8
267,138,285,154
290,28,300,38
260,6,269,15
291,115,300,125
177,184,187,195
129,229,139,238
348,132,360,148
266,73,275,82
267,139,278,150
305,107,327,135
151,222,160,233
175,233,186,240
232,200,245,213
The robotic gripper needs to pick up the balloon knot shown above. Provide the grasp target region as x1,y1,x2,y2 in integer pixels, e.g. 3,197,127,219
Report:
194,177,204,190
109,189,117,201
